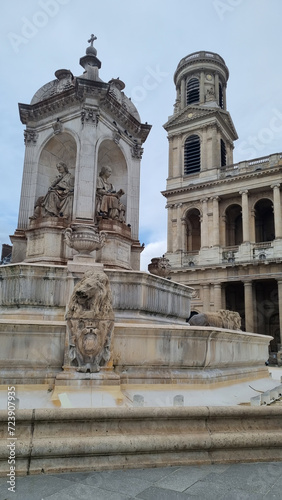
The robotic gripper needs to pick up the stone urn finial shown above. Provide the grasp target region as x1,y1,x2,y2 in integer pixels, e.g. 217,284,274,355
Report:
148,255,171,278
64,224,106,255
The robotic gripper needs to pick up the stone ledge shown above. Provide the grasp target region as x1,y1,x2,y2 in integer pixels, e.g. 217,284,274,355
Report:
0,406,281,476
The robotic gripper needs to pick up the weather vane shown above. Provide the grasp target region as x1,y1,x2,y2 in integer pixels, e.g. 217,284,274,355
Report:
88,34,97,47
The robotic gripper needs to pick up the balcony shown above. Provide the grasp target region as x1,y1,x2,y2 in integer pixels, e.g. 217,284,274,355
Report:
220,153,282,180
175,240,279,269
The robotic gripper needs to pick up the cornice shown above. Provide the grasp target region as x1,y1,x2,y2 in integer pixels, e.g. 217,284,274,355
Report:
162,166,282,198
163,106,238,140
19,78,151,143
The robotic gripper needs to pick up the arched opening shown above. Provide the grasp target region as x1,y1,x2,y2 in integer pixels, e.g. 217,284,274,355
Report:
220,139,226,167
219,82,224,109
184,135,201,175
37,133,77,200
186,78,199,105
254,199,275,242
185,208,201,252
97,139,128,219
225,204,243,246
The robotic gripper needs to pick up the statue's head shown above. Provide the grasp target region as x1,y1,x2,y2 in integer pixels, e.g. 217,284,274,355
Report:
99,165,112,177
56,161,69,173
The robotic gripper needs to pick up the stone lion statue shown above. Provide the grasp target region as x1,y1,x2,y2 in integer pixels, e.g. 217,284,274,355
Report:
187,309,241,330
65,270,115,373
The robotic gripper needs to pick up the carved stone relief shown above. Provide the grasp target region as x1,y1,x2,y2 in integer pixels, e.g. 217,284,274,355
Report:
65,270,115,373
24,129,38,145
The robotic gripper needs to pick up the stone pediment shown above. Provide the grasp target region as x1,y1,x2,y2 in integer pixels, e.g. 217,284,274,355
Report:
163,106,238,139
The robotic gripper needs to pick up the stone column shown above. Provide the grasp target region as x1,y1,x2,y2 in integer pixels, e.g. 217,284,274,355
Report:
200,71,205,103
211,126,219,167
214,73,219,103
176,203,183,251
17,130,39,229
271,183,282,238
178,135,183,177
203,284,210,310
223,85,227,109
201,198,209,248
168,137,174,178
166,204,174,253
250,208,256,243
201,127,207,171
180,78,186,108
277,280,282,346
240,190,250,242
212,196,220,246
214,283,222,311
244,281,254,332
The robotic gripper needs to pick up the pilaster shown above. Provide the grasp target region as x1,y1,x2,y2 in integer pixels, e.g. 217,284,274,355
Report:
212,196,220,246
244,281,254,333
214,283,222,311
240,190,250,242
271,183,282,239
73,111,98,221
203,284,210,310
200,198,209,248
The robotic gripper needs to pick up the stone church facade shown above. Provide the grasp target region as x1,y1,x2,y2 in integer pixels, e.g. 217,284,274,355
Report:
163,51,282,353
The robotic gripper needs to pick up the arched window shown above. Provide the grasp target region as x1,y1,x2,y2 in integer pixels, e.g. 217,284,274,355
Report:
254,199,275,242
219,82,224,109
184,135,201,175
221,139,226,166
225,204,243,246
186,78,199,105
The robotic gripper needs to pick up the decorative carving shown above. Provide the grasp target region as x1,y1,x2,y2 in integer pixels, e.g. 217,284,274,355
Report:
24,129,38,145
188,310,241,330
222,250,236,263
206,86,215,101
96,166,126,222
113,132,121,144
148,256,171,278
131,143,143,159
81,107,99,125
29,162,74,221
65,270,114,372
173,98,180,114
52,118,62,135
64,224,106,255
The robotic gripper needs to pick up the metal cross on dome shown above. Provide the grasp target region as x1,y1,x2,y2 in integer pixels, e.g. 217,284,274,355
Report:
88,34,97,46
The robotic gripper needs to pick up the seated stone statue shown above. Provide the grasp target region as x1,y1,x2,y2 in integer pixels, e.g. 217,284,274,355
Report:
96,166,125,222
30,162,74,220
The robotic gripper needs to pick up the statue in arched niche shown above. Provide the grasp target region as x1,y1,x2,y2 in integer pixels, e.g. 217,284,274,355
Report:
96,166,125,222
30,162,74,220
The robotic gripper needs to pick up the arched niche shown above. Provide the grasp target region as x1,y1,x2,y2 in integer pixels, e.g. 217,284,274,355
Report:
36,133,77,199
97,139,128,212
225,204,242,246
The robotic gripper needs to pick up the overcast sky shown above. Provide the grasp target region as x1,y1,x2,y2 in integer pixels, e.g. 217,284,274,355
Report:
1,0,282,270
